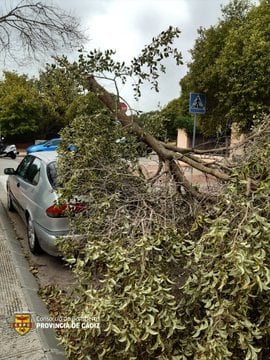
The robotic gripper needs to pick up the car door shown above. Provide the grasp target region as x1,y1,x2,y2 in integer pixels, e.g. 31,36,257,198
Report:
9,155,34,216
12,156,42,220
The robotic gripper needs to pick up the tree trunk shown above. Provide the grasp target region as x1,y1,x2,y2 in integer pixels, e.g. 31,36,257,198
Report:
86,75,230,199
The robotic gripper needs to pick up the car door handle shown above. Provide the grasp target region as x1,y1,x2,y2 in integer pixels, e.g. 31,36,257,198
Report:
17,182,20,187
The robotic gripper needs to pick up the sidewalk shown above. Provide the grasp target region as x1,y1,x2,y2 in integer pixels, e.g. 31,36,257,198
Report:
0,190,66,359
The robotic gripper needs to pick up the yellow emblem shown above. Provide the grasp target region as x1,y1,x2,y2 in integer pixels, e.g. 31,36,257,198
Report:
12,313,33,335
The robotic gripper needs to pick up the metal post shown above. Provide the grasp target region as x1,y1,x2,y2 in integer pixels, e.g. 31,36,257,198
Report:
191,113,197,182
192,113,197,149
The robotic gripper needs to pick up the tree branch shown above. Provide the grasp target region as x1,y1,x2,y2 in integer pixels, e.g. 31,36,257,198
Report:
85,75,231,197
0,0,86,62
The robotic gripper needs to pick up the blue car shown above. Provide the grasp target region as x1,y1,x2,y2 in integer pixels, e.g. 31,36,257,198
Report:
26,138,61,154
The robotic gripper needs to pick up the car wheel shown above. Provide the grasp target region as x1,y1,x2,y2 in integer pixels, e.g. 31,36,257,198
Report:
10,153,16,159
27,215,42,254
7,190,15,212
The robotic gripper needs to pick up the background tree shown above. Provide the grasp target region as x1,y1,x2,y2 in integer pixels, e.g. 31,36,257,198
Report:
178,0,269,136
0,71,41,137
37,64,83,137
216,0,270,130
161,98,194,138
136,111,168,140
0,65,106,140
0,0,85,63
65,91,106,123
37,60,118,137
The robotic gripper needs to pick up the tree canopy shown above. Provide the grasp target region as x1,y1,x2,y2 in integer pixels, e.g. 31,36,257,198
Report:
37,64,82,136
0,71,40,136
0,64,106,138
177,0,270,135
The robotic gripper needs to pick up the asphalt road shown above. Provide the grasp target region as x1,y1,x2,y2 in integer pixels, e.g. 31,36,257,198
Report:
0,157,75,290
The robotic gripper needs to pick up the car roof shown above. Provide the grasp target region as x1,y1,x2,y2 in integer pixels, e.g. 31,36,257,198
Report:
44,138,61,142
29,151,57,163
28,138,61,147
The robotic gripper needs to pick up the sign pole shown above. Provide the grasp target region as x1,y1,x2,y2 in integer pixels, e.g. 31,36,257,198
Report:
190,113,197,182
192,113,197,149
189,92,206,183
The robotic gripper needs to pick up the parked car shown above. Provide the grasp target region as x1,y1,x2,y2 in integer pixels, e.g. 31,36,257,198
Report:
26,138,61,154
4,151,84,256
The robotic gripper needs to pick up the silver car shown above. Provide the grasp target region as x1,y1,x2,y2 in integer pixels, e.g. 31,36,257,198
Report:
4,151,81,256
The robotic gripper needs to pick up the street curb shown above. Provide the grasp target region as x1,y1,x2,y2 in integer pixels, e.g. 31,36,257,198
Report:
0,199,67,359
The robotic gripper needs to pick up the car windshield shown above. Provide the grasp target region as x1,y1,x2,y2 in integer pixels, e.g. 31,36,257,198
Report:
47,161,58,188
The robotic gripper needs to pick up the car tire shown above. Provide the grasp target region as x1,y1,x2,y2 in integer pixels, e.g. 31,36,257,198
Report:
7,190,15,212
10,153,16,159
27,215,42,254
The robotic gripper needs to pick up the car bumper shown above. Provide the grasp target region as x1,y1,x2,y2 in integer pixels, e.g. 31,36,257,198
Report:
34,221,69,257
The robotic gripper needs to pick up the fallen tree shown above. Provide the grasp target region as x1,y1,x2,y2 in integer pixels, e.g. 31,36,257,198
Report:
52,20,268,201
42,26,270,359
52,113,270,360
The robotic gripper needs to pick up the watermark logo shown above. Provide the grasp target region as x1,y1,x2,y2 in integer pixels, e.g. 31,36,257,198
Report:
10,312,100,335
35,316,100,330
11,313,34,336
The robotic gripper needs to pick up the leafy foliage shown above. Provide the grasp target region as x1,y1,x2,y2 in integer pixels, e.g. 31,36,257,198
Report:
178,0,270,135
55,26,182,101
56,111,194,359
161,98,194,138
0,66,105,139
0,71,41,136
136,111,168,140
37,64,100,136
176,117,270,359
54,95,270,359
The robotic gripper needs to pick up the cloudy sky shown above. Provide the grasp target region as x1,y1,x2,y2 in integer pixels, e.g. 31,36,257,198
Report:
54,0,233,112
5,0,259,112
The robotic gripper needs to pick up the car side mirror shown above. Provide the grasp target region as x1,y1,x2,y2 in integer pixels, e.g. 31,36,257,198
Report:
4,168,16,175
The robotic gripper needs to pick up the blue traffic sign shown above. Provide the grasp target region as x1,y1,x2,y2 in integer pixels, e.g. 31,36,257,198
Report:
189,93,206,114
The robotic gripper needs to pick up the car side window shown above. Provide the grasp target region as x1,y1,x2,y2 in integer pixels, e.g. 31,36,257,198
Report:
47,162,58,188
16,156,33,179
25,158,42,185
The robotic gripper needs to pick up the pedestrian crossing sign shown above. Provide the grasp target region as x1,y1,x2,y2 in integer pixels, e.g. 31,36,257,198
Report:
189,93,206,114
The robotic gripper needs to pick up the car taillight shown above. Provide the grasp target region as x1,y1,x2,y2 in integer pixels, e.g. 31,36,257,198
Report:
46,204,68,218
46,202,86,218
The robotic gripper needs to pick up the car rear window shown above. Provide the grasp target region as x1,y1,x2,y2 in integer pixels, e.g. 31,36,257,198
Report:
47,161,58,188
25,158,41,185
